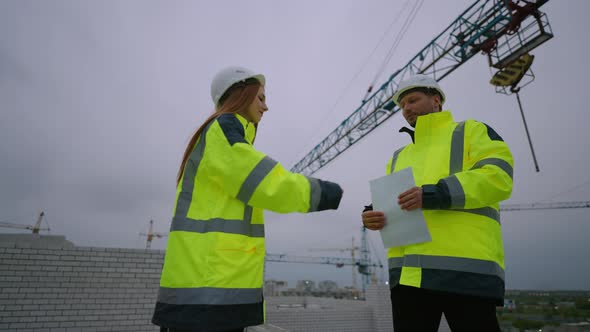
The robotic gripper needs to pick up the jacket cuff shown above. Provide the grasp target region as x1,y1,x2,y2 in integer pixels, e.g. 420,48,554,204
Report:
316,180,343,211
422,182,451,209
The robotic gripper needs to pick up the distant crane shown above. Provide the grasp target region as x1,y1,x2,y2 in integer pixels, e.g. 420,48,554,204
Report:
265,250,383,300
0,211,49,234
269,227,383,299
139,219,167,249
500,201,590,211
309,236,361,292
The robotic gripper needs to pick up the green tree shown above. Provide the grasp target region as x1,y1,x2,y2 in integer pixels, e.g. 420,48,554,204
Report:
543,309,553,321
512,319,544,332
575,298,590,310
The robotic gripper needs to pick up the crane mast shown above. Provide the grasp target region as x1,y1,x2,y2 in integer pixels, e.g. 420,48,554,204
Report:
268,227,384,299
308,237,362,293
139,219,167,249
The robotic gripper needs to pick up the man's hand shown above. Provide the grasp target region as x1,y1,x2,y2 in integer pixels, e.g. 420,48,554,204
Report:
398,186,423,211
362,210,386,231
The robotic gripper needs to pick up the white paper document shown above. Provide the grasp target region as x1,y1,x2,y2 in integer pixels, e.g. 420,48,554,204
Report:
369,167,431,248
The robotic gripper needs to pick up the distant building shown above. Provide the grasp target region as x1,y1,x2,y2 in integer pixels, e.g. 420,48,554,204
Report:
556,301,576,309
317,280,338,292
542,322,590,332
265,279,288,296
296,280,315,292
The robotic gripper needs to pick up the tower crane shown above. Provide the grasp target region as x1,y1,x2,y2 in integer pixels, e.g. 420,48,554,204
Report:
308,236,361,293
291,0,553,175
139,219,167,249
265,249,383,300
268,227,384,299
0,211,49,234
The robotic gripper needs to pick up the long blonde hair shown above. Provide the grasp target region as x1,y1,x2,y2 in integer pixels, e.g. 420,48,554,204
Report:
176,78,261,184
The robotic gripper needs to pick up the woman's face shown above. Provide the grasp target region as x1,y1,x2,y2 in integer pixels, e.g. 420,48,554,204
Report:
241,86,268,123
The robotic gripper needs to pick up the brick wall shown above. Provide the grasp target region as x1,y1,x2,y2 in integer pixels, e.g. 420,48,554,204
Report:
365,283,394,332
0,236,162,332
1,235,455,332
265,296,375,332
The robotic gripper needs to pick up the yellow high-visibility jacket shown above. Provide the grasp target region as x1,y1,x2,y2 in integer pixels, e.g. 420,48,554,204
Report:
152,113,342,331
386,111,513,302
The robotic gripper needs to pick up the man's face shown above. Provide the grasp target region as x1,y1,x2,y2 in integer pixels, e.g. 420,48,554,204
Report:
399,91,441,127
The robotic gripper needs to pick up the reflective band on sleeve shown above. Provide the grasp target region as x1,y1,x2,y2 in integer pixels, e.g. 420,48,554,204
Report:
307,177,321,212
237,156,278,204
471,158,513,179
454,207,500,225
441,175,465,208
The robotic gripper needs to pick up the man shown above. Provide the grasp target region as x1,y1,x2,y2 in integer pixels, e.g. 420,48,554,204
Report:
362,74,513,332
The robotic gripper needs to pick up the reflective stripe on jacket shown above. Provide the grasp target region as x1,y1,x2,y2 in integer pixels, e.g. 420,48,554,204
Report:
385,111,513,302
153,113,342,330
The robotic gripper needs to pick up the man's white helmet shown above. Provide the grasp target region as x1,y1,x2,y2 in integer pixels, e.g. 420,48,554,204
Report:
210,66,266,107
392,74,445,107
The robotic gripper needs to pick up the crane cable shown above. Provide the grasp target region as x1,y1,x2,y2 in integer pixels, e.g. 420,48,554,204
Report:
289,0,414,168
363,0,425,102
43,214,51,233
534,179,590,203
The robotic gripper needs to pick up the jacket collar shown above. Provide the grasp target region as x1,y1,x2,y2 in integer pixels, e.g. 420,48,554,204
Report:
235,113,257,144
399,126,415,143
400,111,453,144
415,110,453,129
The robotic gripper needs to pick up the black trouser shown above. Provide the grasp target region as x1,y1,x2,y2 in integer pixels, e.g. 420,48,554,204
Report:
390,285,501,332
160,328,244,332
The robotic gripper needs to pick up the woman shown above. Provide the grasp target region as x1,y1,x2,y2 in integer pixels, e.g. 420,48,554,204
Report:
152,66,343,332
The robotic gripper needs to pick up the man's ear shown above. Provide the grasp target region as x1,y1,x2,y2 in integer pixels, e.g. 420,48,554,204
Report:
432,94,442,111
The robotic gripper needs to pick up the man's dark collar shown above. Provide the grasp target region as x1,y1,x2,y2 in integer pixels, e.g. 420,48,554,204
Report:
399,126,415,143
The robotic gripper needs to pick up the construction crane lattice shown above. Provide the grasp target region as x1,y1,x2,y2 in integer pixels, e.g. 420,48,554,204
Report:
267,228,384,299
139,219,167,249
291,0,553,176
0,211,49,234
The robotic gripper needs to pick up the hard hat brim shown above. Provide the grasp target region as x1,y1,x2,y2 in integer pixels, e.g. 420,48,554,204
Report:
392,86,445,107
252,74,266,86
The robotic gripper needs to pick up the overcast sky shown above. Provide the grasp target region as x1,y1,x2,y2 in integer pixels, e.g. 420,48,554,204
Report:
1,0,589,290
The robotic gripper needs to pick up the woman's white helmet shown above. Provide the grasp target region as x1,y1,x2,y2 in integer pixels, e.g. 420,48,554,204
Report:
210,66,266,107
392,74,445,107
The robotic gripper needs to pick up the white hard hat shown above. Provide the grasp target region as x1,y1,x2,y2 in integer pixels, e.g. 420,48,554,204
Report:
210,66,266,106
392,74,445,107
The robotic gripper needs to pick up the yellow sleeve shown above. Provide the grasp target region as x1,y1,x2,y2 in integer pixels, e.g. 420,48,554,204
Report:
205,114,342,213
439,120,513,209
